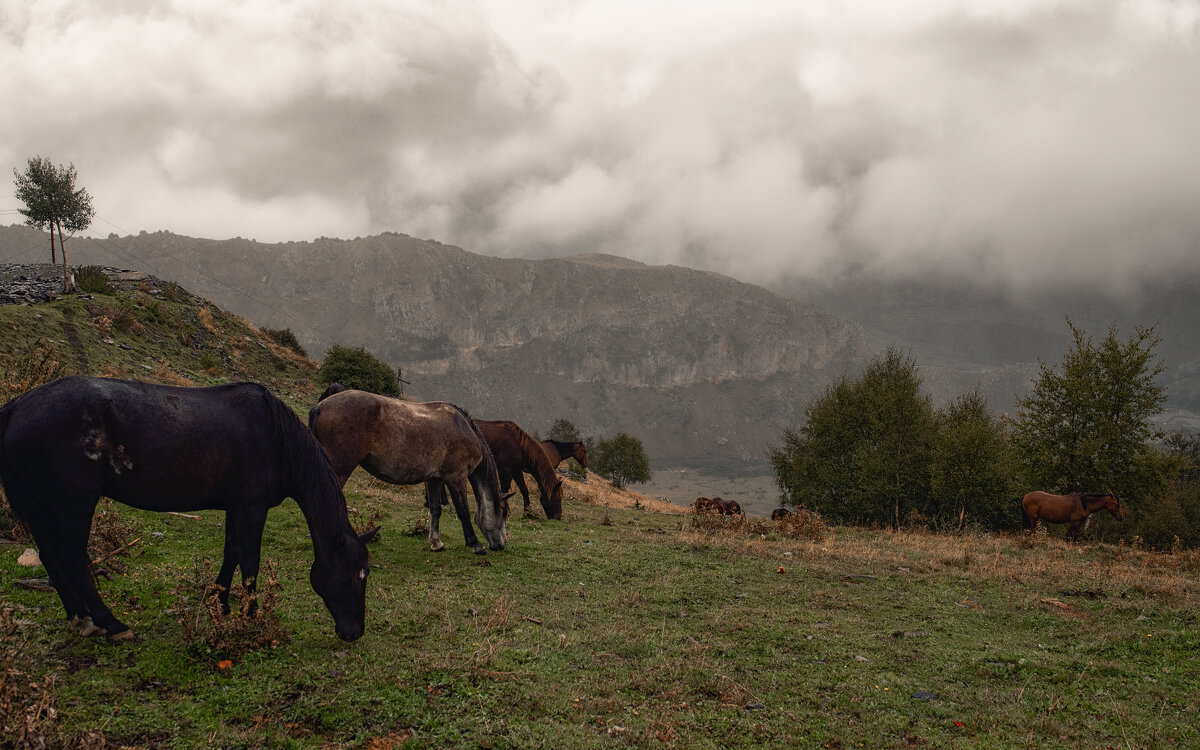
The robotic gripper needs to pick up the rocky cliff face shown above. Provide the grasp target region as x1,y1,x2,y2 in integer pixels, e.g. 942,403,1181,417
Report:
2,227,869,469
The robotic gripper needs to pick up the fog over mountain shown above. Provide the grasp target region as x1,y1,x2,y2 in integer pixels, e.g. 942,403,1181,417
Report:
3,1,1199,293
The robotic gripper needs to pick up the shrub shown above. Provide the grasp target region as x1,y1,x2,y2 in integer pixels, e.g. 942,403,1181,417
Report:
318,344,399,396
590,433,651,489
262,327,308,358
73,265,114,294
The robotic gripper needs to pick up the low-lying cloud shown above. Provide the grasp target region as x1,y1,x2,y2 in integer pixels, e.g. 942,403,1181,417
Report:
2,0,1198,290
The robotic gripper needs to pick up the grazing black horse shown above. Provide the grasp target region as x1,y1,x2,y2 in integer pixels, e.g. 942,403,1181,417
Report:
0,376,372,641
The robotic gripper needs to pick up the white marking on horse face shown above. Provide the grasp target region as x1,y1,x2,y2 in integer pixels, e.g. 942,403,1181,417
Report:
359,568,366,581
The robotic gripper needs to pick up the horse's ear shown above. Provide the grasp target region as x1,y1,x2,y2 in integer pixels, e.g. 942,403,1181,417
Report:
357,525,381,544
501,491,517,501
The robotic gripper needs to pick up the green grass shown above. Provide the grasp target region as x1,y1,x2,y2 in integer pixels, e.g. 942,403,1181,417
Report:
3,479,1198,749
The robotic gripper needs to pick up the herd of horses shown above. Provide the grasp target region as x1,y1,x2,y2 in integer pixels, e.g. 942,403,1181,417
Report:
0,376,587,642
0,375,1126,644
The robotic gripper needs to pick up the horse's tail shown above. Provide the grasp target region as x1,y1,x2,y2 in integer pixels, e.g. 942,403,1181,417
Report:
0,398,34,536
452,406,507,517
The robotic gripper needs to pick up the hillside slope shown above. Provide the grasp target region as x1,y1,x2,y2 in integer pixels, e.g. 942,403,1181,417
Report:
0,227,871,471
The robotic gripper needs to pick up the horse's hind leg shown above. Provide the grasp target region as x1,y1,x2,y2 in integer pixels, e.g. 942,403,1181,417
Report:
58,502,130,639
215,515,240,614
426,480,447,552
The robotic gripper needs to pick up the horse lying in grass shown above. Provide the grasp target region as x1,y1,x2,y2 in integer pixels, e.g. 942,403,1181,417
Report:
309,389,510,554
1021,490,1123,541
693,497,744,516
0,376,372,642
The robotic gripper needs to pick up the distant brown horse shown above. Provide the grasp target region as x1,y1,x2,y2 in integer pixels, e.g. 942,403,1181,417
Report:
476,420,564,519
540,439,589,470
1021,491,1123,541
771,508,793,521
693,497,744,516
308,390,509,554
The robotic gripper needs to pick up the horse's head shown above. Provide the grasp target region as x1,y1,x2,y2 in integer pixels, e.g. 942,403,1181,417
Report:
543,478,564,520
1107,491,1124,521
572,442,589,470
476,489,512,552
309,530,371,641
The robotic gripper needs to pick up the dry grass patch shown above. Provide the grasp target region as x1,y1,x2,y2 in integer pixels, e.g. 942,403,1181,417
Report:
560,474,684,515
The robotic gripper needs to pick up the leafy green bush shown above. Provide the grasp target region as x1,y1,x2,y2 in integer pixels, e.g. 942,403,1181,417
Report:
73,265,113,294
317,345,398,396
590,432,651,489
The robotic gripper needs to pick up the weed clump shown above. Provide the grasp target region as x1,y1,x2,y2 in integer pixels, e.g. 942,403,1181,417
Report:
87,499,140,575
262,327,308,358
73,265,114,295
174,558,289,659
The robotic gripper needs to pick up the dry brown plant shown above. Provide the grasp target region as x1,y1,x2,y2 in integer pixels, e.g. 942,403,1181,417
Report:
174,558,289,658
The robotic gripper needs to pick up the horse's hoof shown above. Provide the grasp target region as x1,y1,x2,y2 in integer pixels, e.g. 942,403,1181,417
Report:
108,628,134,643
68,616,85,633
78,617,103,637
430,542,445,552
472,545,487,555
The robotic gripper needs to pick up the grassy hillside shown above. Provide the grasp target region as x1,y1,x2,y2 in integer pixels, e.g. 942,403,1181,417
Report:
0,265,318,407
2,485,1198,748
1,270,1198,748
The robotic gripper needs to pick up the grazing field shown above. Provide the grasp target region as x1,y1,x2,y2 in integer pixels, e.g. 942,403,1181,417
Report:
3,473,1198,749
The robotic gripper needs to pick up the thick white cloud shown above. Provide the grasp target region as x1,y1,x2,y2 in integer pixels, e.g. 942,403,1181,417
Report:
2,0,1199,289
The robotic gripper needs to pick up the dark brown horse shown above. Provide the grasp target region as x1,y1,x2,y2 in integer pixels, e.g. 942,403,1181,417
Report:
308,390,509,554
693,497,744,516
0,376,371,641
540,439,589,470
1021,491,1123,541
771,507,793,520
476,420,564,519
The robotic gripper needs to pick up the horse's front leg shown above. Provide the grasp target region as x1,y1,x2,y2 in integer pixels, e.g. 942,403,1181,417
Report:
215,515,240,614
426,481,446,552
223,504,269,616
446,478,485,555
1066,520,1081,542
512,472,532,514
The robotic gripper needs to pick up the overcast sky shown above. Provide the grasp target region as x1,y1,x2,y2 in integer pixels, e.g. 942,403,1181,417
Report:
2,0,1199,289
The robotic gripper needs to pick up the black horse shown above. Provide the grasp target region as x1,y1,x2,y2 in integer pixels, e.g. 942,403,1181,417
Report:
0,376,372,642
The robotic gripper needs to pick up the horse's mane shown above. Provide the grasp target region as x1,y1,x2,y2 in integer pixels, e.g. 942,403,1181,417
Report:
262,386,352,555
505,423,562,497
449,404,508,517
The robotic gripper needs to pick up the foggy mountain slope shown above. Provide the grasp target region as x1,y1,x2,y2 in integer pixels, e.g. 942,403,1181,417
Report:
788,274,1200,432
0,226,870,470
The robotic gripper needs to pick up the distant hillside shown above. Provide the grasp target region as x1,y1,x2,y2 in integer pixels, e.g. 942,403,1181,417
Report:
0,226,871,471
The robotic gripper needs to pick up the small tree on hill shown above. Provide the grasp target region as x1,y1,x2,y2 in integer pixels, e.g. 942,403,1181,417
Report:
317,345,399,396
13,156,95,290
548,418,582,443
1012,320,1169,541
771,347,935,529
591,433,651,489
930,388,1018,530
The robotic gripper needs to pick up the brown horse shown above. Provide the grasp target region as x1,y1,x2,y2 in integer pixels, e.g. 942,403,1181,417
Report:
476,420,564,519
1021,491,1123,541
771,507,793,520
693,497,744,516
540,439,589,470
308,390,509,554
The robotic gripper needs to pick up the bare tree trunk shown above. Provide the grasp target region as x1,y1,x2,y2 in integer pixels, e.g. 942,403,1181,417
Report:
50,228,56,265
57,220,71,292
